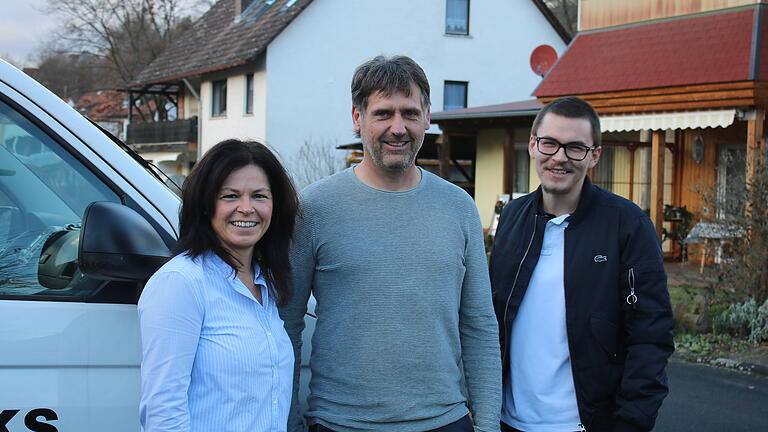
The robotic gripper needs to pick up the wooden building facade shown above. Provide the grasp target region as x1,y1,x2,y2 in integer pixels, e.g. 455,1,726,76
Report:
432,1,768,262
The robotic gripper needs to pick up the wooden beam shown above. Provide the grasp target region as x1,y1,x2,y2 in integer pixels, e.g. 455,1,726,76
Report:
628,143,637,202
537,81,755,102
650,130,666,241
438,135,452,179
673,130,684,207
536,81,761,113
503,129,515,195
588,89,755,108
746,107,766,218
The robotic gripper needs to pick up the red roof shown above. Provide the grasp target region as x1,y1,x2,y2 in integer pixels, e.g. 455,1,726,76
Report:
74,90,152,121
535,6,764,97
75,91,128,120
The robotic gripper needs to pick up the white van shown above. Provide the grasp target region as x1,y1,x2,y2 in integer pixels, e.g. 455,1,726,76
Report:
0,59,313,431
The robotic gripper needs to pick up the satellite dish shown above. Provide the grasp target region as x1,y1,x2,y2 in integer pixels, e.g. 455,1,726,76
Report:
530,45,558,77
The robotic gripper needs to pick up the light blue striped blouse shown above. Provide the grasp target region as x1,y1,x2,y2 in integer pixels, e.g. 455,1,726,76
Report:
138,251,293,432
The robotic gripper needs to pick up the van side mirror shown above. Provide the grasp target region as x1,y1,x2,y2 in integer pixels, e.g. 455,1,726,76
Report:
38,227,81,289
78,201,171,282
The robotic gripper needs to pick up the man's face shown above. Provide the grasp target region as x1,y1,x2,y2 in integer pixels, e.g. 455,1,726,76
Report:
529,112,601,197
352,83,430,173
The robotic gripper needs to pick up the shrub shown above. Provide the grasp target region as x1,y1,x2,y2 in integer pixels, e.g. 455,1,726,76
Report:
715,298,768,343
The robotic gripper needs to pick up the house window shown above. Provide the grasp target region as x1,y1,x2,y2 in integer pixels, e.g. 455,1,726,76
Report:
443,81,468,111
445,0,469,35
513,144,530,194
592,145,614,191
211,79,227,117
245,74,254,115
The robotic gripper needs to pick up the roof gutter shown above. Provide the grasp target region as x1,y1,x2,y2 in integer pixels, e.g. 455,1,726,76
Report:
749,3,765,80
431,109,540,122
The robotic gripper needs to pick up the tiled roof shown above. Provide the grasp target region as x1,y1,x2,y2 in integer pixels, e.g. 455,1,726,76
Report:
534,6,765,97
74,90,155,120
132,0,313,86
75,91,128,120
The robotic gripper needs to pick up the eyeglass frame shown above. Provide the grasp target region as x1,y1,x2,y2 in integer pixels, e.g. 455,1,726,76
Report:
533,136,597,161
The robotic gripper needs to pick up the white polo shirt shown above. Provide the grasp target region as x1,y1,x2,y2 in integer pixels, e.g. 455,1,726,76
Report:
501,213,582,432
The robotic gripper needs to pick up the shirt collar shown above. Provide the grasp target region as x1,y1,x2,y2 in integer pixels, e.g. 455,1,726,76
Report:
203,251,269,304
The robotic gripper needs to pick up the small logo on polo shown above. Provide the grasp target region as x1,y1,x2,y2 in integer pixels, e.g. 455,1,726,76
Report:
594,255,608,263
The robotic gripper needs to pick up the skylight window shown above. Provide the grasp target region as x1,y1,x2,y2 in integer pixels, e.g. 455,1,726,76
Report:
240,0,277,24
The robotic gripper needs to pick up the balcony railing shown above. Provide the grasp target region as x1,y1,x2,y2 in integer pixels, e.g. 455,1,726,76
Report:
127,117,197,146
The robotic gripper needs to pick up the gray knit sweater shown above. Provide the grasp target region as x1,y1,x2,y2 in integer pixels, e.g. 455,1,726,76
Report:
281,168,501,432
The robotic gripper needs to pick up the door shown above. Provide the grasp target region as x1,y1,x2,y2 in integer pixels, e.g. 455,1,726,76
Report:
0,96,140,432
717,143,746,219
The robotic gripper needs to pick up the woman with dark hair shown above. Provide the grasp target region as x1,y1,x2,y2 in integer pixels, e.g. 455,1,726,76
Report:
138,139,299,432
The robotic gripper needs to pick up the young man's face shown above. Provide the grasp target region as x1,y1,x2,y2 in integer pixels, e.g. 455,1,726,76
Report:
529,112,601,198
352,82,430,173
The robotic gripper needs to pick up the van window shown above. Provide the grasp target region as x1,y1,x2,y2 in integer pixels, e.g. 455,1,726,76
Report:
0,98,120,300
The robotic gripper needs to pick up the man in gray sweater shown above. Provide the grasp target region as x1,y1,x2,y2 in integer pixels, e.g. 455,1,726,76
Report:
281,55,501,432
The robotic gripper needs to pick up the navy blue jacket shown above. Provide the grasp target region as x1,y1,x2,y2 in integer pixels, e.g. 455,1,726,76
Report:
490,177,674,432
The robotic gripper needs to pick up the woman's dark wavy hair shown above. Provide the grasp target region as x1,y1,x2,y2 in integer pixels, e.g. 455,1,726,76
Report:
174,139,299,306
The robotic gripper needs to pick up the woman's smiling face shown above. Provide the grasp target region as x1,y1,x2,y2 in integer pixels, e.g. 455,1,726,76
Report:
211,164,273,260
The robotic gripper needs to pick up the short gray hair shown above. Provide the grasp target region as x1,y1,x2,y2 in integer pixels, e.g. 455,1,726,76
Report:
351,55,430,113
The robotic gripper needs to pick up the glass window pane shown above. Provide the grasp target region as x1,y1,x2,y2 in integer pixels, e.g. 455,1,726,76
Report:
514,146,529,194
212,79,227,116
444,81,467,111
245,74,254,115
0,99,120,299
593,145,614,190
446,0,469,35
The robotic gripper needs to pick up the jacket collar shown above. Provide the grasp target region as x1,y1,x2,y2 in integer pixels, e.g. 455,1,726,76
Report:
532,175,596,226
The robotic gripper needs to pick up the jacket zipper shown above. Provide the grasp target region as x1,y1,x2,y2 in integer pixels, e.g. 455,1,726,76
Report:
501,213,538,368
578,422,587,431
626,267,637,308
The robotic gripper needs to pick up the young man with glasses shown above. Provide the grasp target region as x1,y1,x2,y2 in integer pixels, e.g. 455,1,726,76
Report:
490,97,673,432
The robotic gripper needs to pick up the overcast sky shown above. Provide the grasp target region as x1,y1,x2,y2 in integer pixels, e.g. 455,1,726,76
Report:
0,0,58,67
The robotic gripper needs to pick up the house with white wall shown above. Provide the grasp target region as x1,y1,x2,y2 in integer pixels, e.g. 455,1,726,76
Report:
130,0,568,185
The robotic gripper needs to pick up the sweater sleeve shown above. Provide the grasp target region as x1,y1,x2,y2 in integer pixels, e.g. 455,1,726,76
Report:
459,205,502,432
280,208,315,432
614,215,674,431
138,270,204,432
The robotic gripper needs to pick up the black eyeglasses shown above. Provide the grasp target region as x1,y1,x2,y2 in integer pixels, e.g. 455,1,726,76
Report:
534,136,595,161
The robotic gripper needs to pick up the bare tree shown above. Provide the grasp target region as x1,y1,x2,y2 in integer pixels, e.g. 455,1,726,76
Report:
289,139,346,190
696,148,768,305
44,0,203,120
31,43,116,99
1,54,24,69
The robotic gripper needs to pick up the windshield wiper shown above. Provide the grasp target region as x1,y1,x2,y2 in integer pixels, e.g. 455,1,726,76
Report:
85,118,182,192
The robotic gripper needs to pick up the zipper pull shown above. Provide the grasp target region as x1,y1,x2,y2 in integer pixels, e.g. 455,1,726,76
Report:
578,423,587,431
626,267,637,308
